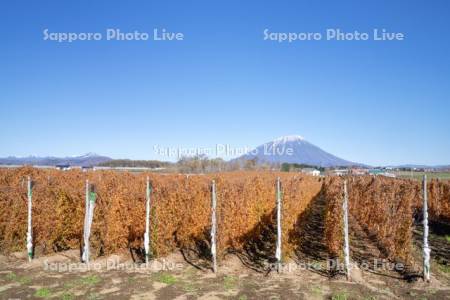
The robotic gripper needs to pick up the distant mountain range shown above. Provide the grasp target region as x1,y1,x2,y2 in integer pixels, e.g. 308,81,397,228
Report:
0,153,112,167
1,136,447,169
236,135,362,167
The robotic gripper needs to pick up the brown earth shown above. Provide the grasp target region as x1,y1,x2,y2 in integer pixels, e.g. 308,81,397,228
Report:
0,244,449,300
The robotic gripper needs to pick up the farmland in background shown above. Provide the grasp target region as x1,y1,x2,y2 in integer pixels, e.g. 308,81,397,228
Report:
394,171,450,181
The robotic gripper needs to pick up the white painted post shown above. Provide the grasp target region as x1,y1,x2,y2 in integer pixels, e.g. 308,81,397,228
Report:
82,181,96,265
144,176,151,264
87,186,96,259
275,177,282,273
82,180,89,263
423,175,431,282
343,180,350,280
211,180,217,273
26,176,33,262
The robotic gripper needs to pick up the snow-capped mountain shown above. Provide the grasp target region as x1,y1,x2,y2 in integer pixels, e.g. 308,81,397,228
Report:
236,135,360,167
0,153,112,167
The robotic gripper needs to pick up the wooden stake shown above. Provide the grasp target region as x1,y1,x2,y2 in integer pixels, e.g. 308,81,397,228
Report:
82,180,96,265
343,180,350,280
26,176,33,262
82,180,89,263
144,176,151,263
275,177,282,273
211,180,217,273
423,175,431,282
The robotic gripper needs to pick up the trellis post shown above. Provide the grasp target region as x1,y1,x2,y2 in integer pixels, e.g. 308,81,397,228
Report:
275,177,282,273
423,175,431,282
82,180,96,265
82,180,89,263
343,180,350,280
26,176,33,262
211,180,217,273
144,176,152,264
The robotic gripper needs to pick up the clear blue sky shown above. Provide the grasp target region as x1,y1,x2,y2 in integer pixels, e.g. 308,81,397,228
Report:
1,0,449,165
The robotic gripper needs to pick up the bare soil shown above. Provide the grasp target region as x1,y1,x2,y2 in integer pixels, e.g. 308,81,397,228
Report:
1,229,449,300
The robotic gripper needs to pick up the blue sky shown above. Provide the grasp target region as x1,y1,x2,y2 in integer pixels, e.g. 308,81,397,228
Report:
1,0,449,165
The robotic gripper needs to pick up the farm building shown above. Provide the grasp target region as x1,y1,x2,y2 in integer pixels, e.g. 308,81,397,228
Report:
301,168,321,176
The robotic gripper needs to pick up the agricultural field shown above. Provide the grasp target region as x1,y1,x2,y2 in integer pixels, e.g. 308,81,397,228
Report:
393,171,450,181
0,168,449,299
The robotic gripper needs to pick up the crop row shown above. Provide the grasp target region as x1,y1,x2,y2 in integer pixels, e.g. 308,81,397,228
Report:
0,168,448,268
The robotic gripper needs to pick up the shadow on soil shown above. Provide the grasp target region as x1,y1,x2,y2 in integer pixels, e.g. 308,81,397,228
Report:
288,187,331,277
233,210,278,274
177,228,214,271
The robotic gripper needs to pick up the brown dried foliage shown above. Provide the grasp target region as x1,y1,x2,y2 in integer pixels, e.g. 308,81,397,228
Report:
347,176,416,263
323,177,344,258
1,168,448,266
0,168,322,260
423,179,450,224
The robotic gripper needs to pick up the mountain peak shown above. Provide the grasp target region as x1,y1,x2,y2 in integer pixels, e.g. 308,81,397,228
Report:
273,135,305,143
78,152,100,158
237,135,359,167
